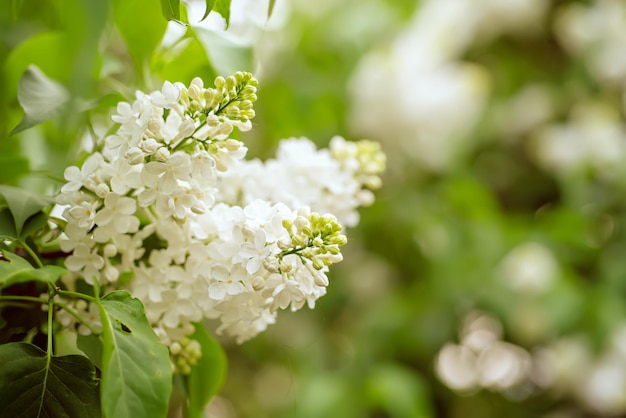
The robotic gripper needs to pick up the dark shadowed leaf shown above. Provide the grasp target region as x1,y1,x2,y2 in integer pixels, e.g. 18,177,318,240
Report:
20,211,49,239
0,185,54,237
0,209,18,240
0,342,101,417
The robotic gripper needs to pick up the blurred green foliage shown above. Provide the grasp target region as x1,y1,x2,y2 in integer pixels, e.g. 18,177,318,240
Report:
4,0,626,417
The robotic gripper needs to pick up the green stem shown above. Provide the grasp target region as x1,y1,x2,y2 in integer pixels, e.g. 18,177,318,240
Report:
37,292,54,416
0,295,48,304
55,300,100,335
47,294,54,353
57,289,97,304
20,239,43,268
0,294,100,335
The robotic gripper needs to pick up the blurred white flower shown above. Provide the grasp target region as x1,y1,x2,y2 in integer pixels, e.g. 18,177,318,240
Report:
436,343,480,392
348,1,490,172
436,311,534,396
497,242,559,294
530,102,626,179
555,0,626,86
494,84,555,141
478,341,532,390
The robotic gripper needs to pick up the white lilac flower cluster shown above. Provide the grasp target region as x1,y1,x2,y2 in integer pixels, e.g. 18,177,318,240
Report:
348,0,549,172
56,72,385,354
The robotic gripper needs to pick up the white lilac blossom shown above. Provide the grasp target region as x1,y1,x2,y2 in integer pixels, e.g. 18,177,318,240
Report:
530,102,626,179
555,0,626,87
57,72,385,362
218,136,385,227
348,0,549,173
435,311,533,396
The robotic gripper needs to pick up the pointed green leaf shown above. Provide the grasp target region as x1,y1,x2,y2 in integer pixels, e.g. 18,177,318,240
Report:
185,323,227,418
11,65,70,135
0,185,54,237
213,0,231,27
268,0,276,19
0,250,66,288
161,0,181,22
201,0,217,21
10,65,98,135
98,291,172,418
0,342,101,417
0,209,18,240
20,211,49,239
192,27,253,75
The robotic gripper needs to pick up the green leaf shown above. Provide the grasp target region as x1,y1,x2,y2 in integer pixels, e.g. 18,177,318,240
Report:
11,65,69,135
268,0,276,19
0,209,18,240
192,27,253,75
185,323,227,418
5,32,74,101
161,0,181,22
0,342,101,417
0,185,54,237
77,333,104,370
155,37,217,86
0,155,30,184
112,0,168,69
97,290,172,418
364,363,434,418
20,211,49,239
213,0,231,27
0,250,66,288
201,0,217,21
11,65,97,135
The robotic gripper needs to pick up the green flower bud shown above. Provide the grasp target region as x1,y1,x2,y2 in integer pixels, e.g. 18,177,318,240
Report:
312,257,324,270
214,76,225,90
282,218,294,231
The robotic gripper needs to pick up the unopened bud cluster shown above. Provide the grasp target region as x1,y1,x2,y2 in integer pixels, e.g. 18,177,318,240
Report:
169,337,202,375
278,212,346,272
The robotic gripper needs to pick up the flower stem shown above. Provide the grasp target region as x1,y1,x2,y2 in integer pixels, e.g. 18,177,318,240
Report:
55,300,100,335
20,239,43,268
57,289,97,303
0,295,48,304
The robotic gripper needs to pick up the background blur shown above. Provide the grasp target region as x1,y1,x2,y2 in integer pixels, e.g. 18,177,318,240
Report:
3,0,626,416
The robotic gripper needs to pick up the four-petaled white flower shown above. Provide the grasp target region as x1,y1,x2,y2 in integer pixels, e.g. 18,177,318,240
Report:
142,153,190,194
65,244,105,284
208,265,245,300
237,229,273,274
94,193,139,234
